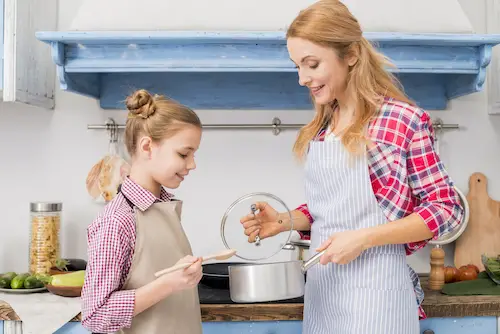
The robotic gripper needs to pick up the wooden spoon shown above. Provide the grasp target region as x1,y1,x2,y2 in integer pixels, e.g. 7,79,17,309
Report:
154,249,237,277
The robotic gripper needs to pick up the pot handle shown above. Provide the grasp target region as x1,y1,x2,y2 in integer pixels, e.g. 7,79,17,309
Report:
301,250,326,273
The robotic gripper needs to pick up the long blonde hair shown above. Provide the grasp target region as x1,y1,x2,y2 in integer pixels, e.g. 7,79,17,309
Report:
124,89,202,156
287,0,413,159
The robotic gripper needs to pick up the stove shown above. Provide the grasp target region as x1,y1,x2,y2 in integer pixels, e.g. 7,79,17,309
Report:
198,283,304,304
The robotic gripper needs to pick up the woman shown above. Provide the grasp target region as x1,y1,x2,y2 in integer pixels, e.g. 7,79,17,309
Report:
240,1,464,333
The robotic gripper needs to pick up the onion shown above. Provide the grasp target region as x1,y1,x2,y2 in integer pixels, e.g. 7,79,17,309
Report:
444,266,459,283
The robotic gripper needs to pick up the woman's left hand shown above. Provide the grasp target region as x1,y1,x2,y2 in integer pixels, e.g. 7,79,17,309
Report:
316,229,372,265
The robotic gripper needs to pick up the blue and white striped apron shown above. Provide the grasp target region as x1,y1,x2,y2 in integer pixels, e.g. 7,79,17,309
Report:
302,134,420,334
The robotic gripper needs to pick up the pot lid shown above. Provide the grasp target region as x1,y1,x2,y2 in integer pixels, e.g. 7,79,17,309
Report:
220,192,294,261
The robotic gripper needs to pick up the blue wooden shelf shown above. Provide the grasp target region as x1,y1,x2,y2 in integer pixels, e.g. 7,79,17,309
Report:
35,31,500,110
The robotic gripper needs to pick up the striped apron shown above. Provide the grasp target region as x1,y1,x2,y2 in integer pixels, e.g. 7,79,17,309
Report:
302,134,420,334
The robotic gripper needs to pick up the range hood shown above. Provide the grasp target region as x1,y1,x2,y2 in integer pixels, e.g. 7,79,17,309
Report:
35,0,500,110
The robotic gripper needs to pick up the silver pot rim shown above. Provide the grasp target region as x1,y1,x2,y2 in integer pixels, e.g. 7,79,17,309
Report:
289,239,311,248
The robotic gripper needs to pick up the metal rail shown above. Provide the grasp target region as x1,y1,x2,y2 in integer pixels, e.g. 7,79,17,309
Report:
87,117,459,136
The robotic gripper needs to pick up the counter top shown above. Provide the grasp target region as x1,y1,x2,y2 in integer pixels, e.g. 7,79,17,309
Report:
0,277,499,322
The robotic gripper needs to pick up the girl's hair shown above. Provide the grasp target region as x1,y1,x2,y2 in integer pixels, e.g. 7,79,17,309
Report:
287,0,413,159
124,89,202,156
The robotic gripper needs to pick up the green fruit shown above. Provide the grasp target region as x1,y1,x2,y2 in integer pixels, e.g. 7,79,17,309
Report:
24,276,43,289
0,272,17,288
2,272,17,280
49,270,85,287
0,278,9,289
10,273,30,289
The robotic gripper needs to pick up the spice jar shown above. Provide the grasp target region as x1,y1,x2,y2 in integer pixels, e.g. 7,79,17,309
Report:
29,202,62,275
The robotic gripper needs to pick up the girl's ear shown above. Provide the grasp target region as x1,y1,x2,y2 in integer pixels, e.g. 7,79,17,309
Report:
137,136,153,159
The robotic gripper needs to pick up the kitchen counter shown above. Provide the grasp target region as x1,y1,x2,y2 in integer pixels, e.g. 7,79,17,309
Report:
0,277,499,322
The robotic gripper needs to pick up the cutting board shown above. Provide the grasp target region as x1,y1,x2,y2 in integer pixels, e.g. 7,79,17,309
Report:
454,172,500,271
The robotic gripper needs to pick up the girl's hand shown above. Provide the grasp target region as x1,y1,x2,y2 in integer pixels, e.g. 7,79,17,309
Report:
239,202,287,243
316,229,371,265
158,255,203,293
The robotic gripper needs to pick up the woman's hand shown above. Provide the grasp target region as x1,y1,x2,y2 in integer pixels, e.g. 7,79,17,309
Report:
240,202,288,243
316,229,371,265
158,255,203,293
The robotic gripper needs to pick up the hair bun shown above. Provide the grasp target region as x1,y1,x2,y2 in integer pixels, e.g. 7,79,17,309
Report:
126,89,157,119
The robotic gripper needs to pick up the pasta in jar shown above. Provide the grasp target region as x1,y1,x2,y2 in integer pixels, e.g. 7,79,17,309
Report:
29,202,62,275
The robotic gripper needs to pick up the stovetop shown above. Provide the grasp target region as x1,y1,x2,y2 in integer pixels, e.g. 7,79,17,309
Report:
198,283,304,304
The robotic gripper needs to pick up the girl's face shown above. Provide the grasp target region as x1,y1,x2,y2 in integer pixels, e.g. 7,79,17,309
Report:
287,37,356,105
138,124,202,189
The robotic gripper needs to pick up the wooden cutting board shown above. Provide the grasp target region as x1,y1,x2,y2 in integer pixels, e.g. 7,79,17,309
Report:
454,172,500,271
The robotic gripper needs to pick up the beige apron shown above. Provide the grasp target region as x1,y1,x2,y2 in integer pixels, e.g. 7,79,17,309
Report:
118,198,202,334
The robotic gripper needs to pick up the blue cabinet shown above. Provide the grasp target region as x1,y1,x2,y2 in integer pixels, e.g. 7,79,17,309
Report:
419,316,498,334
54,322,90,334
3,317,498,333
203,321,303,334
204,318,499,334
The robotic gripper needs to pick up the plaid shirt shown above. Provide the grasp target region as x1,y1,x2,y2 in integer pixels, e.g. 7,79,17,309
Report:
81,177,173,333
296,97,464,320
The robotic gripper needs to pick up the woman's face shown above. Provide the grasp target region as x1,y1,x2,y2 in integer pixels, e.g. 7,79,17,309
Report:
287,37,356,105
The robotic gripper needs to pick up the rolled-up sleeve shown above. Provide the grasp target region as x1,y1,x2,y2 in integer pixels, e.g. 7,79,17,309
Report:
81,216,135,333
295,203,314,239
405,113,464,254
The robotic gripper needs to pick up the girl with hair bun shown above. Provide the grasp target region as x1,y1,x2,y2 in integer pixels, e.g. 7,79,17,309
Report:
240,1,463,333
81,89,204,334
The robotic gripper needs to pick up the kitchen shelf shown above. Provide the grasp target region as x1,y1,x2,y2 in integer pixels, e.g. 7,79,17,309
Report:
35,31,500,110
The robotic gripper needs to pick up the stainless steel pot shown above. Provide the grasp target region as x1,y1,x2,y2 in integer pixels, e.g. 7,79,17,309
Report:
228,250,324,303
283,238,311,260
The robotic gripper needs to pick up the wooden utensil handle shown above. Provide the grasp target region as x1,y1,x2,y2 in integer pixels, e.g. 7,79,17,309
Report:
154,262,191,277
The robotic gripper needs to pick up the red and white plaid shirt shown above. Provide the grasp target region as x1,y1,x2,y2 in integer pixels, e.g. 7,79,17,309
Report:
296,97,464,319
81,177,173,333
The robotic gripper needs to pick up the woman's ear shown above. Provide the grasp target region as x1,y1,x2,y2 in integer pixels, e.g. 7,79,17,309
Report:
347,55,358,67
345,45,360,67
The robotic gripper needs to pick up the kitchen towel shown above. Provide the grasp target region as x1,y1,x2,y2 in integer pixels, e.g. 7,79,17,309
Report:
0,291,81,334
441,271,500,295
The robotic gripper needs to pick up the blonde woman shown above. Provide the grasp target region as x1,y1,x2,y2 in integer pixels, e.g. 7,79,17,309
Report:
240,1,464,333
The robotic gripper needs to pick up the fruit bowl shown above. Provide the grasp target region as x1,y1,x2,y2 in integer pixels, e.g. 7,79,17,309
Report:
40,270,86,298
45,284,82,297
481,254,500,285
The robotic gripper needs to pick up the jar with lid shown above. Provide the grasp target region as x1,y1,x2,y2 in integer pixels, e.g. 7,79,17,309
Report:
29,202,62,275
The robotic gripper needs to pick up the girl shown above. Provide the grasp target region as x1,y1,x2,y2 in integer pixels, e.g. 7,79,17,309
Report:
240,1,464,333
81,89,204,334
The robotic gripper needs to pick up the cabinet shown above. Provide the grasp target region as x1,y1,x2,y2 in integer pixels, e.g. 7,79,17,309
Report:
0,0,56,109
2,317,499,334
419,316,498,334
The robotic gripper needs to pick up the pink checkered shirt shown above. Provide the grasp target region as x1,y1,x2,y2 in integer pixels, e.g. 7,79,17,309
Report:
81,177,173,333
295,97,464,319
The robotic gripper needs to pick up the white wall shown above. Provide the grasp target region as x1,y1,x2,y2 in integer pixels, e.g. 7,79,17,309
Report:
69,0,473,33
1,0,499,274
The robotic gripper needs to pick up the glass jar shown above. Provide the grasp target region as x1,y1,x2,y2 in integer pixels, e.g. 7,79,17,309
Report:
29,202,62,275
